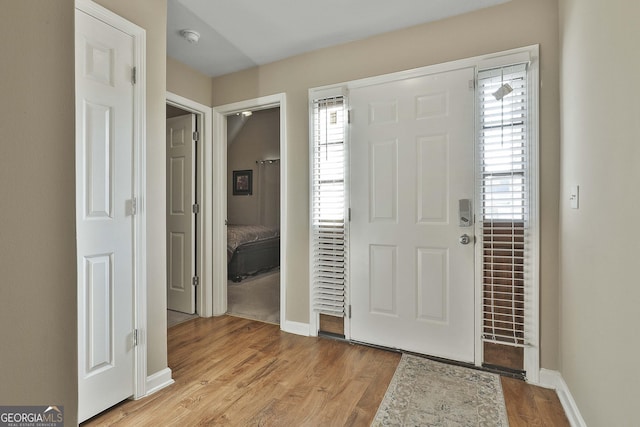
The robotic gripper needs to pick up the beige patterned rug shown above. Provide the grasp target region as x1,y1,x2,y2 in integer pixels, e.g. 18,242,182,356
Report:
372,354,509,426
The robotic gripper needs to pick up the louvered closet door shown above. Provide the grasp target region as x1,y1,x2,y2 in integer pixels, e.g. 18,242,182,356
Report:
349,68,476,362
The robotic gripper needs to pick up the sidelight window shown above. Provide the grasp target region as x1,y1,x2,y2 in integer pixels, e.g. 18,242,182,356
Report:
310,96,347,317
478,63,531,347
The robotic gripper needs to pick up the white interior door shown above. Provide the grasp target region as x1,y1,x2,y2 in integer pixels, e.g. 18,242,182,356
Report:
75,8,135,422
166,114,196,314
349,67,476,362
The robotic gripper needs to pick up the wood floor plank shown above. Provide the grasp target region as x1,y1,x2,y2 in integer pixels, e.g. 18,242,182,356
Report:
83,316,569,426
501,376,570,427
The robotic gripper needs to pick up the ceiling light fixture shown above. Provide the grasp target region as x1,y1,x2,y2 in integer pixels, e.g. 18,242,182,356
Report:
180,29,201,44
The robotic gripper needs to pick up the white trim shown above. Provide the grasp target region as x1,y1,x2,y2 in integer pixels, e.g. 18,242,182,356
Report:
538,369,587,427
143,368,174,397
211,111,228,316
75,0,148,401
212,94,288,324
281,320,311,336
524,48,541,383
132,22,147,400
310,46,538,94
307,95,318,337
166,92,214,318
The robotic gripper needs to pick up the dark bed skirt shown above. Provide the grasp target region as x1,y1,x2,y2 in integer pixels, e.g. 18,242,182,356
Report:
228,238,280,282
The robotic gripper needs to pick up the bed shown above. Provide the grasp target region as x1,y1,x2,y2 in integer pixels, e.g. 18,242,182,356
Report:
227,224,280,282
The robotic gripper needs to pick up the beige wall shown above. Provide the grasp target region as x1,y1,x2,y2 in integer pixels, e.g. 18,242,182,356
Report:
93,0,168,375
0,1,169,421
0,1,78,424
227,108,280,224
167,56,213,107
559,0,640,424
212,0,561,370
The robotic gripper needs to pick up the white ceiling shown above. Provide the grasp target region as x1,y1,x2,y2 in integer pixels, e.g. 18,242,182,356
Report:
167,0,511,77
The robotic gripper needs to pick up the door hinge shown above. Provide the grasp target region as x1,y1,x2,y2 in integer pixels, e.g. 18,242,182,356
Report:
127,197,137,216
192,276,200,287
132,66,137,85
348,305,352,319
192,203,200,214
468,79,475,90
132,329,139,346
193,131,199,141
347,109,352,124
348,208,351,222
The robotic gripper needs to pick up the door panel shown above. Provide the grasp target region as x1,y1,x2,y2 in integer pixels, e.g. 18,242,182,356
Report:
85,254,113,371
76,8,135,422
370,139,397,222
350,67,475,363
166,114,196,314
416,247,447,322
369,244,398,315
417,135,448,223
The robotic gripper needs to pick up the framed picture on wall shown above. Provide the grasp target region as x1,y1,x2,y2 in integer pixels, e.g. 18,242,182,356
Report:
233,169,253,195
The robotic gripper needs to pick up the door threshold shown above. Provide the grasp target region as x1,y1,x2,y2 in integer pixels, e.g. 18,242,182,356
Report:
349,340,525,380
317,331,346,340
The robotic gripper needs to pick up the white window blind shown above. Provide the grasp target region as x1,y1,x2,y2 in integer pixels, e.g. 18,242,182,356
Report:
311,96,347,316
478,64,530,347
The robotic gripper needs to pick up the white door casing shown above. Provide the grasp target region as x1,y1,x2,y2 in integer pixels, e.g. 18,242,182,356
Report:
166,91,214,318
211,94,290,330
75,6,136,422
166,114,196,314
349,67,476,362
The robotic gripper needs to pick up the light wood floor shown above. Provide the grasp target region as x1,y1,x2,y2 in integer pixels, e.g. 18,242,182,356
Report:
83,315,569,426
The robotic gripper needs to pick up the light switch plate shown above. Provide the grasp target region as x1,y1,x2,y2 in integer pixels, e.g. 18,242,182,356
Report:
569,185,579,209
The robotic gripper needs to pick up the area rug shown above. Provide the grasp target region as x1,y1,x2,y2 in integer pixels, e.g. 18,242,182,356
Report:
372,354,509,426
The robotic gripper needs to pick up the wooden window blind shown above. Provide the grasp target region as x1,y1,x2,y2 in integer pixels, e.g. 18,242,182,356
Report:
311,96,347,317
478,64,530,347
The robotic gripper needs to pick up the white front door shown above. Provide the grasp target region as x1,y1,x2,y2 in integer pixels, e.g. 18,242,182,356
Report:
166,114,196,314
75,8,135,422
349,67,476,362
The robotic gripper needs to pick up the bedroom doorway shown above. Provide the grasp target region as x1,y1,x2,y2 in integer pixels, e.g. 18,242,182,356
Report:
226,107,281,324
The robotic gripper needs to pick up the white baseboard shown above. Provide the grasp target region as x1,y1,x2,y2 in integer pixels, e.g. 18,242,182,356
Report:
538,369,587,427
281,320,310,336
144,367,174,397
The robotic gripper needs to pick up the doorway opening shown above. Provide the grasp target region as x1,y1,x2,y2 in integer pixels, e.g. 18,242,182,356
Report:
165,95,212,328
211,93,288,329
226,107,281,324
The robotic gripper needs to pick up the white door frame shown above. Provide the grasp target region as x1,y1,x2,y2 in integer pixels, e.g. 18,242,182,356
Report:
212,94,288,325
309,45,539,379
75,0,147,401
166,92,214,317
